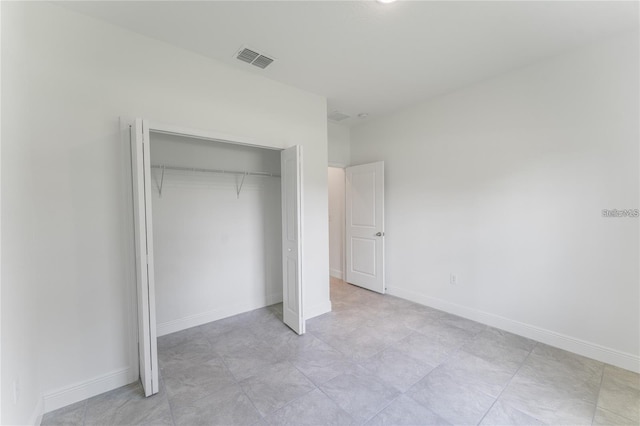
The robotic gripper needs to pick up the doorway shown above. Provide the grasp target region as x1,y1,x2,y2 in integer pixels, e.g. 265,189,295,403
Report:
328,162,386,293
328,167,346,280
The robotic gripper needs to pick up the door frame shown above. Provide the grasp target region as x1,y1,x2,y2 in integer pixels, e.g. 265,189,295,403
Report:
327,165,347,280
129,119,305,395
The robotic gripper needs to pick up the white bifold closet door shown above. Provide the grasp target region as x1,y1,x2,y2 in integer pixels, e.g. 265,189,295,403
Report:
131,119,159,397
281,145,304,335
131,118,305,397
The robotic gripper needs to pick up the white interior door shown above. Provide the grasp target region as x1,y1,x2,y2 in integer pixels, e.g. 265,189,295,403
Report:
281,145,305,334
346,162,385,293
131,118,159,396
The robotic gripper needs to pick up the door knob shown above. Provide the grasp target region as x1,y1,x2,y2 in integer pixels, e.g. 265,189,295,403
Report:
375,232,382,236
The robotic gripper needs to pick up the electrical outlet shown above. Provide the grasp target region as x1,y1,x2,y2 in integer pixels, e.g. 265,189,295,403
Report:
13,378,19,405
450,273,458,285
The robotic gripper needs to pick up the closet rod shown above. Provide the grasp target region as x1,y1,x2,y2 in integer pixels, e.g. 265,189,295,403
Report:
150,164,281,178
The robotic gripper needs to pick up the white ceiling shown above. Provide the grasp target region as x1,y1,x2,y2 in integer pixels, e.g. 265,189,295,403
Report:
60,1,638,125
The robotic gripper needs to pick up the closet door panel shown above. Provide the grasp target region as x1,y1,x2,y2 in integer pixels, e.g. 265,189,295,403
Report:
131,118,159,397
281,145,304,335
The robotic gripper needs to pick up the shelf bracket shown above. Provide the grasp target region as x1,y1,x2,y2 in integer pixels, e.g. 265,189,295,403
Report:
236,173,247,199
158,165,166,197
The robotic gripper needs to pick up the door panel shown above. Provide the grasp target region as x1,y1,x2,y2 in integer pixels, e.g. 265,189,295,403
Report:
351,172,376,226
351,237,377,276
131,119,159,397
346,162,385,293
281,146,305,334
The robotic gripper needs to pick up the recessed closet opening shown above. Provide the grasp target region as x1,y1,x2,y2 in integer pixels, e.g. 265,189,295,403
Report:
130,119,304,396
150,132,283,337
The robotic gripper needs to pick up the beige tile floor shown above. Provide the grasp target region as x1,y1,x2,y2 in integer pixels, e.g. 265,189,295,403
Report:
42,278,639,425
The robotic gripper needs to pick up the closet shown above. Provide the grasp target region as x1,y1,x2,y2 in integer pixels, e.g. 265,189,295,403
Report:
130,119,303,397
151,132,283,336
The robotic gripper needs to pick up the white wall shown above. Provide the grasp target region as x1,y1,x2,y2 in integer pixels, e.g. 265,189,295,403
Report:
150,134,283,335
328,122,351,166
350,32,639,371
328,168,345,279
1,2,330,423
2,4,44,423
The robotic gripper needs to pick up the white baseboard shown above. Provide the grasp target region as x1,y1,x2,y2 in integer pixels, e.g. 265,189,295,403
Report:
29,395,44,426
387,286,640,373
158,296,329,336
305,299,332,320
157,294,283,337
266,292,284,306
43,367,134,414
330,269,343,279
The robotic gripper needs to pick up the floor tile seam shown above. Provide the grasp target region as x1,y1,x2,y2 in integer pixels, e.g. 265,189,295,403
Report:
353,334,396,361
592,369,640,424
85,400,119,426
588,359,606,426
307,328,353,356
444,321,488,337
350,356,423,396
375,342,436,371
159,353,223,377
280,358,319,385
410,326,475,350
238,384,267,420
514,355,606,403
358,389,403,425
425,337,473,372
80,398,89,426
455,346,532,378
600,374,640,393
360,339,440,388
402,386,455,425
162,367,235,391
256,385,319,421
165,390,176,426
475,340,541,425
312,382,359,425
394,330,455,368
210,347,246,387
289,357,330,388
525,350,605,378
594,406,637,423
215,345,269,421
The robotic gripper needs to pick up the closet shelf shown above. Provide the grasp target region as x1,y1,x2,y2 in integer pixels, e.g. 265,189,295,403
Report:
150,164,281,178
150,164,281,199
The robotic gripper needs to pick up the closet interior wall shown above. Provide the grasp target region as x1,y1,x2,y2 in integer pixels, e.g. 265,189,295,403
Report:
149,132,283,336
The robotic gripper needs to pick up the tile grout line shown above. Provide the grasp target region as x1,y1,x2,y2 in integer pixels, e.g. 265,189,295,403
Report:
307,289,423,424
589,364,606,426
359,390,403,425
81,398,88,426
258,378,319,422
214,345,266,420
475,341,539,426
595,407,637,424
164,382,178,426
163,334,264,421
313,382,359,424
399,329,474,422
356,316,477,424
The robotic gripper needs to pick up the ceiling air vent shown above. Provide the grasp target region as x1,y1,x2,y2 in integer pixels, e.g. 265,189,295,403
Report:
236,46,275,69
328,111,351,122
